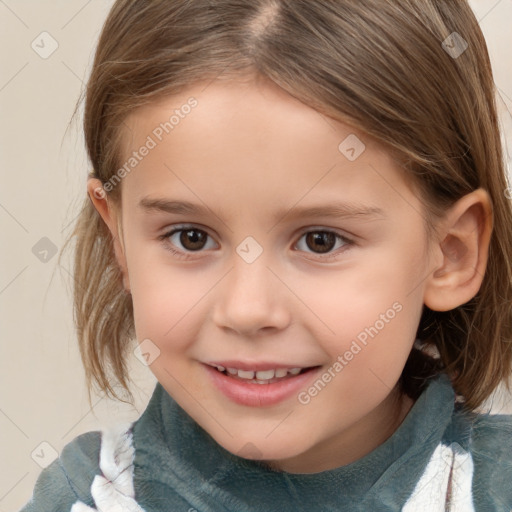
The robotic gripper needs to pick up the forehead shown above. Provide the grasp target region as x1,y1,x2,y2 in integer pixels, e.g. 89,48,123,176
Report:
116,77,417,220
120,75,385,163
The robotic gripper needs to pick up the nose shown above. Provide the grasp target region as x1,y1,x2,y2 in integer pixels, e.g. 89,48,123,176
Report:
212,253,291,337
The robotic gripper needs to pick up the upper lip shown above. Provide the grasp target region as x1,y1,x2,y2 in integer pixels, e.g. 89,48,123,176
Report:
205,360,317,371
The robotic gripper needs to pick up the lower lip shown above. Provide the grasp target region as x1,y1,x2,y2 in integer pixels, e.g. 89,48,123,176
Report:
203,364,321,407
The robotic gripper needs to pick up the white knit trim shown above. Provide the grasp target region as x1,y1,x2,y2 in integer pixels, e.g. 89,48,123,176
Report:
72,426,475,511
403,442,475,511
70,422,146,512
70,503,96,512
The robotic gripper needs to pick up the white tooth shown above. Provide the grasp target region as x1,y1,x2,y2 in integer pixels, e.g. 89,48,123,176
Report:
227,367,238,375
255,369,275,380
288,367,301,375
216,365,225,371
237,369,255,379
275,368,288,378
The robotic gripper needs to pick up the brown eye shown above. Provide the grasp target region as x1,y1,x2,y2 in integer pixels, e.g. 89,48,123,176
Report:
304,232,337,253
159,226,217,260
295,229,353,259
179,229,208,251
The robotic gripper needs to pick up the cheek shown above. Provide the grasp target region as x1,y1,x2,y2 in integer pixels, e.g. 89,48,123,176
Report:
128,251,210,346
294,247,425,372
297,263,419,334
128,261,214,398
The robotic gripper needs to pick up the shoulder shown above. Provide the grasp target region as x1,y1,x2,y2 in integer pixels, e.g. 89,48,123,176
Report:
21,421,146,512
470,411,512,454
470,413,512,507
450,408,512,510
20,430,102,512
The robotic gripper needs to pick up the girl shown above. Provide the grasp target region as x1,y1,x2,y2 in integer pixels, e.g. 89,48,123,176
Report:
21,0,512,510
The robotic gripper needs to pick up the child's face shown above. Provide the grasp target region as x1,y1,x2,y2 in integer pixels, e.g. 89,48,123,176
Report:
106,75,437,473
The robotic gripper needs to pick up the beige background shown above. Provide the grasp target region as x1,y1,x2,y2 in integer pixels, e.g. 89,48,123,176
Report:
1,1,511,510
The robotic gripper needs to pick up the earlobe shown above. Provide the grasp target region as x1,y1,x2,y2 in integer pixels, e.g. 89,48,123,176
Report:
423,188,493,312
87,177,131,293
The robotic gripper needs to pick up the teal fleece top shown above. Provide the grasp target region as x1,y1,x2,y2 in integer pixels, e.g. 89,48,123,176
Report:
20,374,512,511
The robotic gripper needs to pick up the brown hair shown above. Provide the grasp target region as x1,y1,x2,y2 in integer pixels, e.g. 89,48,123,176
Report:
62,0,512,411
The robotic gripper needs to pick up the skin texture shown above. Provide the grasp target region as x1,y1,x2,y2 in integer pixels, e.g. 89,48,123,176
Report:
88,74,492,474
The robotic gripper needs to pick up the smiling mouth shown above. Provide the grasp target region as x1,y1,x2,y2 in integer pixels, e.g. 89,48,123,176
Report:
208,364,319,384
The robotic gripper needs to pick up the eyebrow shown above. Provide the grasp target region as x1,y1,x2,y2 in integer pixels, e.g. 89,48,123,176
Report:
138,197,386,222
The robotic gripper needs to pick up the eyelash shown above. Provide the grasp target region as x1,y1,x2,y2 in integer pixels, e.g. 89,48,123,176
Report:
158,225,355,261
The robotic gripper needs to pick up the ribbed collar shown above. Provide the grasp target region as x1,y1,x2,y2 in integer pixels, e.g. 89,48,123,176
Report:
132,374,455,511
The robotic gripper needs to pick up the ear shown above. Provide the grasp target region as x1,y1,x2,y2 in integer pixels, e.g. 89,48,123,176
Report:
423,188,493,312
87,178,131,293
